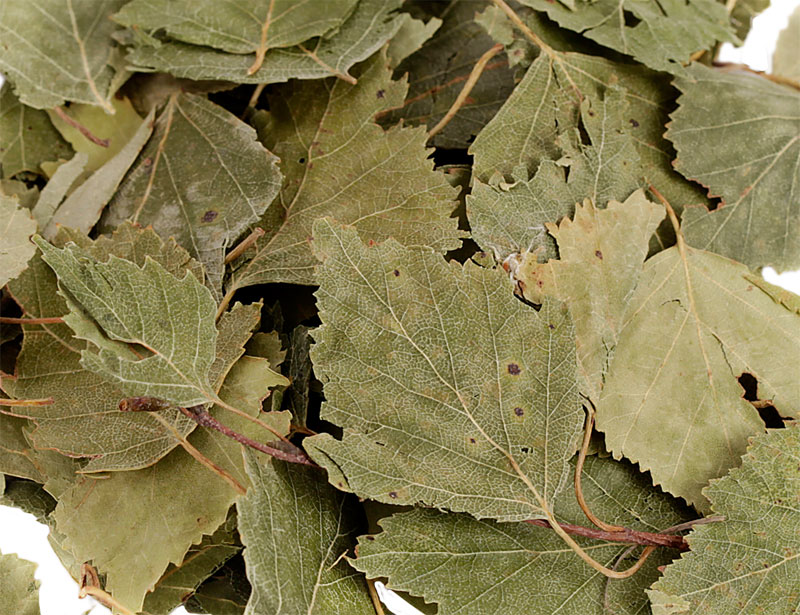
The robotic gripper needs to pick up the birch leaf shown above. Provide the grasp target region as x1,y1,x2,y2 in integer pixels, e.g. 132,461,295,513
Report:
517,0,736,74
114,0,358,55
650,424,800,614
238,450,373,615
596,236,800,508
512,191,665,401
102,93,282,294
0,552,39,615
225,51,461,292
122,0,404,85
669,65,800,271
354,455,692,615
773,6,800,82
0,195,36,287
380,0,516,150
304,221,583,522
0,84,72,178
54,350,291,614
0,0,127,111
35,237,219,408
30,153,88,231
468,90,641,262
5,224,209,472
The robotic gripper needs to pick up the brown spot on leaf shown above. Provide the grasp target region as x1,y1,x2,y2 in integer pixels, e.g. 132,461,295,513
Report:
548,324,555,330
377,89,385,99
629,118,639,128
201,210,218,223
469,437,476,444
595,250,603,259
143,157,153,167
514,407,524,417
365,535,375,541
507,363,521,375
393,269,400,277
389,491,398,499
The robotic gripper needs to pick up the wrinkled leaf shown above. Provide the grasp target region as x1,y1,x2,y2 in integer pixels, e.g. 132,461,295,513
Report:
650,424,800,614
354,455,692,615
102,93,282,293
518,0,736,74
596,227,800,508
123,0,404,85
511,191,665,401
0,84,72,178
238,450,372,614
0,195,37,287
54,345,290,613
225,51,461,291
304,220,583,521
0,0,127,110
668,64,800,271
0,552,39,615
468,90,641,262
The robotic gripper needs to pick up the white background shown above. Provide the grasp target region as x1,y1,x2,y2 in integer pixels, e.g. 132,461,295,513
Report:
2,2,799,613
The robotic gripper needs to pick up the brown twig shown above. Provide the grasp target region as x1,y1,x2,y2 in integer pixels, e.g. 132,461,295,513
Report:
79,563,135,615
0,316,64,325
575,405,624,532
366,579,387,615
525,519,689,551
427,43,503,139
179,405,317,467
224,227,265,264
52,106,109,147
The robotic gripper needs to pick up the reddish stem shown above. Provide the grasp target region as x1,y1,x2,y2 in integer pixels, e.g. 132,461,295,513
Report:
525,519,689,551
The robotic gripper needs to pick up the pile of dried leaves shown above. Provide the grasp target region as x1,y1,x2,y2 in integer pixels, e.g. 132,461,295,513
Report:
1,1,799,614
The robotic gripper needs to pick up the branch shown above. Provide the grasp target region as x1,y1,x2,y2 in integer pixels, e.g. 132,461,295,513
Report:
525,519,689,551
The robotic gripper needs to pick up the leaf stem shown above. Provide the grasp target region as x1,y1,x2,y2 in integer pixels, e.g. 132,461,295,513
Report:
224,227,265,265
179,405,317,467
79,564,135,615
0,316,64,325
525,519,688,551
574,405,625,532
152,412,247,495
427,43,503,139
52,106,109,147
0,397,54,406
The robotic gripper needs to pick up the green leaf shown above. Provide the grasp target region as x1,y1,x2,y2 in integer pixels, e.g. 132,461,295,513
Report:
0,0,127,110
0,552,39,615
122,0,404,85
35,236,219,408
511,191,665,401
238,450,373,614
773,6,800,82
0,195,36,287
385,13,441,68
30,153,88,231
284,325,313,428
46,96,145,173
42,108,156,238
185,557,250,615
596,234,800,508
54,336,291,613
142,512,240,615
102,93,282,293
517,0,736,74
304,220,583,521
225,51,462,292
380,0,516,150
650,424,800,614
6,224,210,472
353,455,693,615
668,64,800,271
467,90,641,262
0,84,72,178
114,0,359,54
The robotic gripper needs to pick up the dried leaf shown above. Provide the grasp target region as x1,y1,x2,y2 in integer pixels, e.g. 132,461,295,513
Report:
304,220,583,521
0,552,39,615
650,424,800,614
0,195,37,287
773,6,800,82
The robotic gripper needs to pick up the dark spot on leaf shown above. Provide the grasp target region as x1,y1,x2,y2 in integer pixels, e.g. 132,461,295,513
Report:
507,363,520,375
521,446,530,453
201,210,218,223
365,535,375,541
469,437,476,444
337,482,344,488
368,239,376,246
629,118,639,128
377,89,385,99
298,157,306,164
623,10,641,27
514,407,524,416
587,110,595,117
548,324,555,330
595,250,603,259
393,269,400,277
389,491,398,499
144,157,153,166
